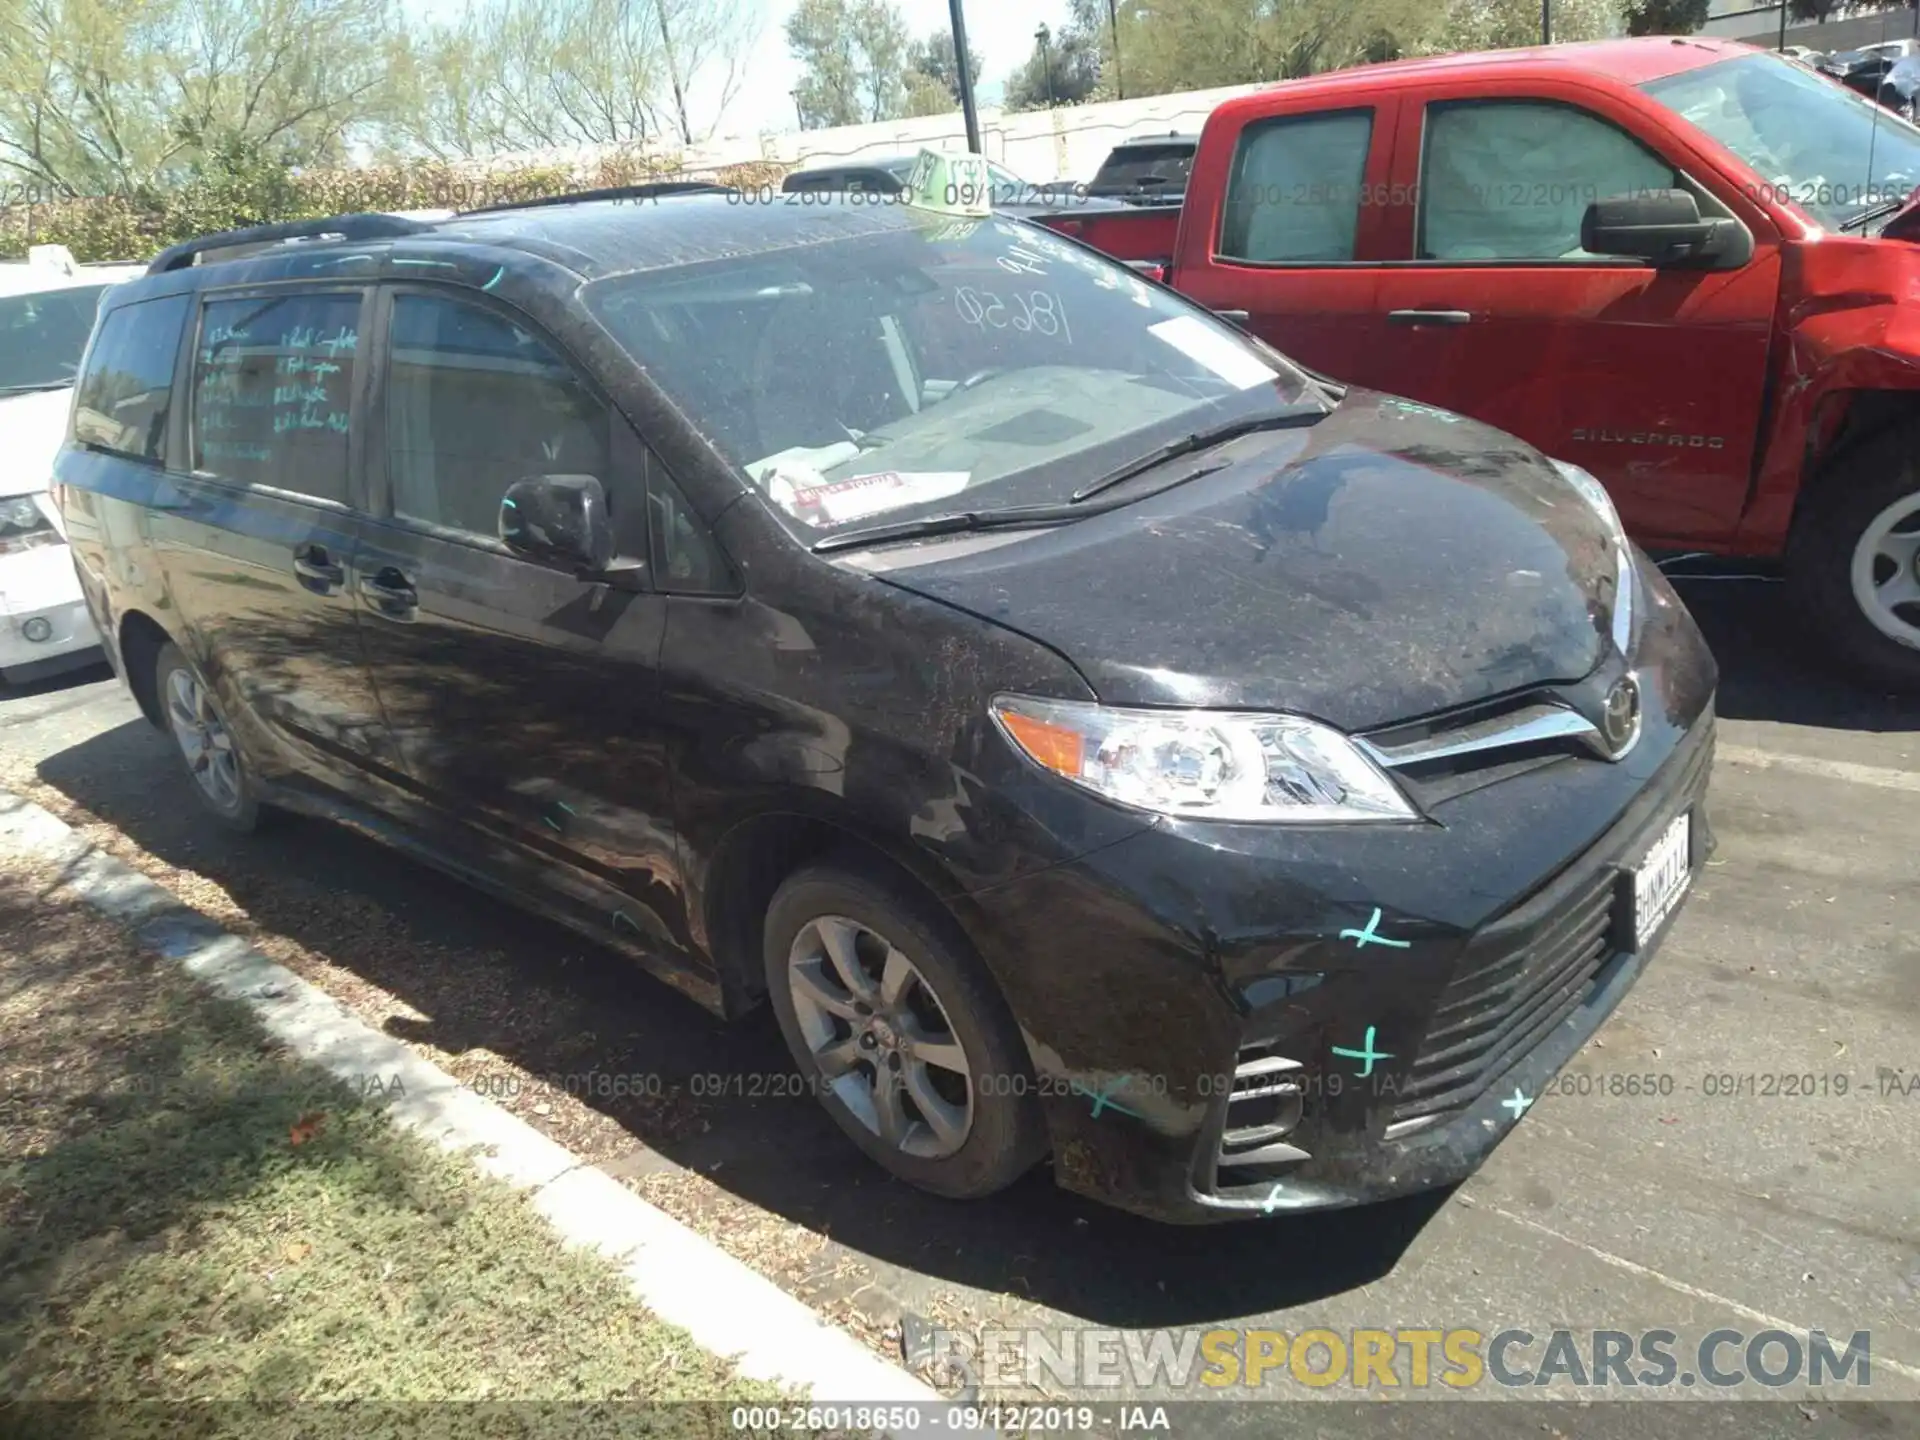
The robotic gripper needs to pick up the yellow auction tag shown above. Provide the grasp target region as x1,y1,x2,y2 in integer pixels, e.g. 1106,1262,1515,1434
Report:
901,148,993,219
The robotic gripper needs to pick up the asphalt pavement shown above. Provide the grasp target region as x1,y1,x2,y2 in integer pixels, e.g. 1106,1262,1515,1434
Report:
1,566,1914,1433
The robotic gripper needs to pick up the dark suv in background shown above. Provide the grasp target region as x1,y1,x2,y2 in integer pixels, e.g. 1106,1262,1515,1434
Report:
56,177,1715,1222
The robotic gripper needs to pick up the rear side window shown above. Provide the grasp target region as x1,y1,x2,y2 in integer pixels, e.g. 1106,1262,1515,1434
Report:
191,291,361,502
72,294,188,463
385,292,610,538
1219,111,1374,263
1418,101,1682,261
1091,144,1194,196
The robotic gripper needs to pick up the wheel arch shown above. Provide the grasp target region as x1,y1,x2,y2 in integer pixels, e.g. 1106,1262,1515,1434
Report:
699,807,985,1020
117,609,175,731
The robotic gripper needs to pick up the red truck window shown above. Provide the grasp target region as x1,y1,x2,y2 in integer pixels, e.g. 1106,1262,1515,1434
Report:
1417,100,1683,261
1220,110,1375,264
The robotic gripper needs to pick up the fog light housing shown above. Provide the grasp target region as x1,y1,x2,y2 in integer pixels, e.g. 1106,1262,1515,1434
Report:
21,616,53,643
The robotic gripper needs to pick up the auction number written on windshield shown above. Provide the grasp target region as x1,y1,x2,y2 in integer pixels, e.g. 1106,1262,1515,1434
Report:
954,286,1071,341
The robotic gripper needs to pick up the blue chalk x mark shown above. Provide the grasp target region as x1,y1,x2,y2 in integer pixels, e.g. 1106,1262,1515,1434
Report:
1501,1088,1534,1120
543,815,562,831
555,801,577,815
1076,1075,1147,1120
612,910,643,936
1331,1025,1393,1078
1339,907,1411,950
483,266,505,291
1262,1183,1286,1215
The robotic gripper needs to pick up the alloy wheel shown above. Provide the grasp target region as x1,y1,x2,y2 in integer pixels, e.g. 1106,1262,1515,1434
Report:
1849,489,1920,650
165,667,244,815
786,914,975,1159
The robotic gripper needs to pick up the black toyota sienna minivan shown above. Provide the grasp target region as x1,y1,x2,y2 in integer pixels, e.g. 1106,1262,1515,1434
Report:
56,182,1716,1222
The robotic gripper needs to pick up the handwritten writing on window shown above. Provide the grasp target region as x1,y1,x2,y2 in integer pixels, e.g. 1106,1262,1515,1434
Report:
192,298,360,501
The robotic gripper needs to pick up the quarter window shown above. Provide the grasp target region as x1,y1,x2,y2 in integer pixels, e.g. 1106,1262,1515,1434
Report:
1220,111,1375,263
1418,100,1682,261
72,294,189,463
385,293,611,539
190,291,361,502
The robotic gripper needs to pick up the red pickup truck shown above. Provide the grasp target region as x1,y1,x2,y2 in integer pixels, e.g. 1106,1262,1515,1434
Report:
1045,38,1920,690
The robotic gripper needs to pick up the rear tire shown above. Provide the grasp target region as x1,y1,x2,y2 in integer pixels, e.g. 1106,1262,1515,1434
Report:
1787,424,1920,694
764,856,1046,1200
154,643,263,832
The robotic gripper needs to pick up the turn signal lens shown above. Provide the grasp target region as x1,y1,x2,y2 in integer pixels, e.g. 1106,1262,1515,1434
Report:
996,709,1084,777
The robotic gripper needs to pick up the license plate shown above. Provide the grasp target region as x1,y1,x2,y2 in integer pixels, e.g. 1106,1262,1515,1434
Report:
1633,811,1693,949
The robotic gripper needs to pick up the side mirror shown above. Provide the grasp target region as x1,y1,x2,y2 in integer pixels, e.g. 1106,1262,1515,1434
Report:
499,474,617,576
1580,189,1750,268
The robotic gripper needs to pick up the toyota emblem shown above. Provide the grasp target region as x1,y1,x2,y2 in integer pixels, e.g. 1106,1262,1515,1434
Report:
1602,676,1641,756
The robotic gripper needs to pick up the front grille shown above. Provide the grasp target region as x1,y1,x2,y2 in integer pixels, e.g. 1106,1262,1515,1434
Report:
1388,868,1618,1131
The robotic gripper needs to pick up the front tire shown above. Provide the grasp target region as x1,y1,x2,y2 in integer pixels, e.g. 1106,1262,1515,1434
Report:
1787,424,1920,693
764,856,1046,1200
155,642,263,832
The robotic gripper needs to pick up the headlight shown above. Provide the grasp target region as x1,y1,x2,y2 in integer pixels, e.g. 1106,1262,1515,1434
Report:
0,493,59,556
991,695,1416,823
1549,459,1627,548
1549,459,1636,654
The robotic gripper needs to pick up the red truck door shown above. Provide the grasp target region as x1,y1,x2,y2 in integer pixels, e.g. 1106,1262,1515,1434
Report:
1170,92,1402,386
1361,80,1784,546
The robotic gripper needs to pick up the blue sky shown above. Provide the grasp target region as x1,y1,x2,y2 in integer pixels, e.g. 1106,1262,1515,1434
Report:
409,0,1078,139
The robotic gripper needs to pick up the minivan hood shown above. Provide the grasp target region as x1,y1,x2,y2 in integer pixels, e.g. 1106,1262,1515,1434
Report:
0,386,75,497
866,390,1617,733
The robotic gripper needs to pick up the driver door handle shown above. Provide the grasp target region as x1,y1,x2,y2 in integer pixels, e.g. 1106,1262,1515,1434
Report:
360,567,418,620
1388,309,1474,326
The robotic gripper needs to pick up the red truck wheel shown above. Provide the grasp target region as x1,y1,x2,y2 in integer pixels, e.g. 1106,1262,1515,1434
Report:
1788,424,1920,693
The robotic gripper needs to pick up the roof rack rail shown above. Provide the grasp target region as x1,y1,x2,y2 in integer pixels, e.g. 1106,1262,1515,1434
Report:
460,181,734,216
146,213,438,275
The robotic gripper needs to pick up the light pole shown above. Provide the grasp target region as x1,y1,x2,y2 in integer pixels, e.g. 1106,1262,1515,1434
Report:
1107,0,1125,100
1778,0,1789,52
791,91,804,130
1036,24,1056,109
1541,0,1551,45
948,0,982,153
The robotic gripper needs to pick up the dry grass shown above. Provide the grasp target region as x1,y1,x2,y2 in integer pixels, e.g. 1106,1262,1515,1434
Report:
0,853,791,1434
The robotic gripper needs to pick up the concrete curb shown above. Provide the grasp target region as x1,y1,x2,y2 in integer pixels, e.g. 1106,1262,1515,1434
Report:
0,789,937,1406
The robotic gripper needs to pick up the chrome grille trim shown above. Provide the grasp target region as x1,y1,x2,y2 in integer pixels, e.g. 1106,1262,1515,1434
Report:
1357,703,1602,770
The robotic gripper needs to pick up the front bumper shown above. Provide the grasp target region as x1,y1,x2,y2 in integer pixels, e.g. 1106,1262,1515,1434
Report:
955,578,1717,1223
0,547,102,680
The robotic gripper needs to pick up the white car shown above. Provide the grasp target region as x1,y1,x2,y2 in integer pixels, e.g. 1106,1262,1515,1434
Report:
0,245,144,684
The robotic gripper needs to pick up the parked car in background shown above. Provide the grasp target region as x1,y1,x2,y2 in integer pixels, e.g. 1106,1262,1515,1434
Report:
57,173,1714,1222
1065,37,1920,691
1085,132,1199,203
1,245,143,683
1825,39,1920,114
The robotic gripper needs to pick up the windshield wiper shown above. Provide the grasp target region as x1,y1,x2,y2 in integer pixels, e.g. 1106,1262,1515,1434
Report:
811,501,1082,555
1841,197,1907,233
1068,406,1330,504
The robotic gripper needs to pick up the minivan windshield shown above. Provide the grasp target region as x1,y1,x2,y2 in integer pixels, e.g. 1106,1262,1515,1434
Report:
1643,53,1920,230
587,214,1315,537
0,284,109,394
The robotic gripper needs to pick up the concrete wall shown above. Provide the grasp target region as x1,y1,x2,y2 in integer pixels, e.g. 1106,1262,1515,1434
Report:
730,85,1268,186
501,86,1273,190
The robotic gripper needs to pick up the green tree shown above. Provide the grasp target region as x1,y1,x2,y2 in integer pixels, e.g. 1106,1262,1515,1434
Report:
1623,0,1710,35
1441,0,1624,50
901,28,980,116
1005,25,1103,111
394,0,685,156
786,0,916,127
1111,0,1444,98
0,0,396,196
